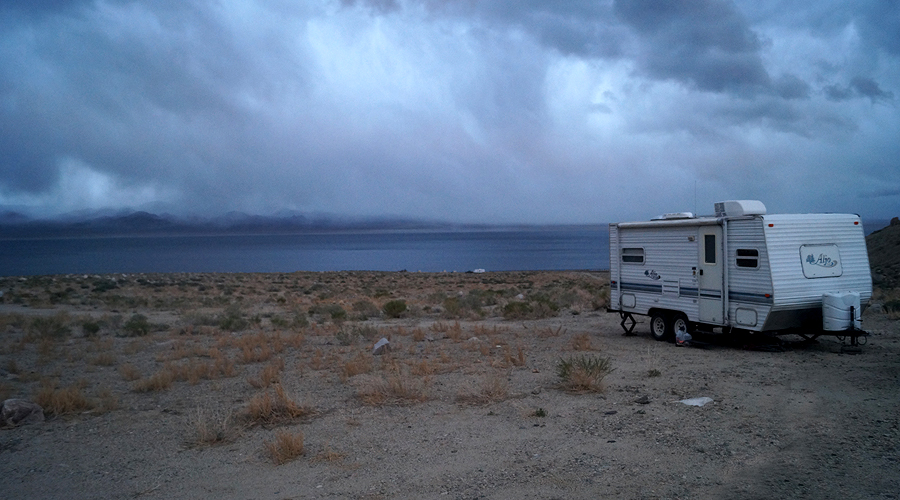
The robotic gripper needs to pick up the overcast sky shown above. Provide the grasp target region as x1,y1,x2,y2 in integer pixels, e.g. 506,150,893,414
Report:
1,0,898,224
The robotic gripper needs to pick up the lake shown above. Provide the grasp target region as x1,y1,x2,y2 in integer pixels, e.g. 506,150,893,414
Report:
0,227,610,276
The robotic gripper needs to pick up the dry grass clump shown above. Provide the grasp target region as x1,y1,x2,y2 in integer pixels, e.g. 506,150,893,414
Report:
96,386,119,413
186,407,239,447
0,381,14,402
264,429,305,465
472,323,507,336
571,333,594,351
248,357,284,388
538,325,566,338
354,373,429,406
119,363,142,381
446,321,465,341
341,352,373,380
228,331,285,364
89,352,117,366
556,355,613,393
133,368,175,392
882,290,900,319
243,384,313,426
34,381,93,415
309,349,327,370
455,371,509,405
166,358,237,385
409,359,436,376
311,442,347,464
158,340,207,361
122,339,148,355
503,345,527,367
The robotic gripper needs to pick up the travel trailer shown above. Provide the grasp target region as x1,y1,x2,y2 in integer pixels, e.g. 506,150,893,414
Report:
608,201,871,344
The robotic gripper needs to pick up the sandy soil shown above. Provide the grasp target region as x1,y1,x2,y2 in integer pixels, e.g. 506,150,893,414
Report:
0,271,898,499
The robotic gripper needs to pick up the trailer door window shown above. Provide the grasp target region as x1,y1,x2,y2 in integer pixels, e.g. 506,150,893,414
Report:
704,235,716,264
736,249,759,268
622,248,644,264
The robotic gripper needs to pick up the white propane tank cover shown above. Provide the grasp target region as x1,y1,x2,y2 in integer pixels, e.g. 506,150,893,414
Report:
822,291,861,331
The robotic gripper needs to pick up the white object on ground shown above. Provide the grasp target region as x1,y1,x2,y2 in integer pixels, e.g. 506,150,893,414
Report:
679,397,713,407
373,338,390,355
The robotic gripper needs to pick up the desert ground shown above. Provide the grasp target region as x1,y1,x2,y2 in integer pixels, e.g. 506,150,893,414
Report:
0,270,898,499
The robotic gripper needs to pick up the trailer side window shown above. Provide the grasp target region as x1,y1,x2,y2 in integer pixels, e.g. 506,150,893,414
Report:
736,248,759,268
704,235,716,264
622,248,644,264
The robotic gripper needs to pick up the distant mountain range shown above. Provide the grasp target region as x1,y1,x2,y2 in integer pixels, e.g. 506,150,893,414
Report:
0,210,463,238
0,210,891,239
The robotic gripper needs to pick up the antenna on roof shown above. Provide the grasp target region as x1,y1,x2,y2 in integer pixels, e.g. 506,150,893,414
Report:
694,180,697,216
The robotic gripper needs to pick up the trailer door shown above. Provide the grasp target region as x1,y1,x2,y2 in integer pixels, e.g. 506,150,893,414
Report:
698,225,724,324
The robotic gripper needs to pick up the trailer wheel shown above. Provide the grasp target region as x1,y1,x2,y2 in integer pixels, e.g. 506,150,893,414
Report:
672,313,690,339
650,312,669,341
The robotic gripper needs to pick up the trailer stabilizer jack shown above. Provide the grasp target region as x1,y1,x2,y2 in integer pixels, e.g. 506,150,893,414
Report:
619,312,636,336
838,328,867,354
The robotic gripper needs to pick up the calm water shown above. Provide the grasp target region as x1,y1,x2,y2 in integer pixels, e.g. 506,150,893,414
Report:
0,227,610,276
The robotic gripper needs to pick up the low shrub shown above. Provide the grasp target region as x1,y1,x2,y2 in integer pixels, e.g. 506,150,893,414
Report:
556,355,613,393
309,304,347,322
382,300,407,318
883,299,900,317
29,313,71,339
352,300,381,320
502,301,532,319
219,305,249,331
81,320,101,337
122,314,151,337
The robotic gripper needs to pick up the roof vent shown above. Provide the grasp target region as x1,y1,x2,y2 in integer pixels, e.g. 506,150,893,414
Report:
714,200,766,217
652,212,695,220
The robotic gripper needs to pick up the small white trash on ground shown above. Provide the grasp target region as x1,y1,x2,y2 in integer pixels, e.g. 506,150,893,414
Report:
373,338,390,355
679,397,714,407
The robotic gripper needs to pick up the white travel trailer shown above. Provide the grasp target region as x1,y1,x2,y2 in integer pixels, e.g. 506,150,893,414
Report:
608,201,872,344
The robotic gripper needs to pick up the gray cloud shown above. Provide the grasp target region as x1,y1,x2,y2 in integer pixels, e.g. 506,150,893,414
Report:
613,0,770,92
773,73,811,100
825,76,895,103
1,0,898,223
861,187,900,198
858,0,900,56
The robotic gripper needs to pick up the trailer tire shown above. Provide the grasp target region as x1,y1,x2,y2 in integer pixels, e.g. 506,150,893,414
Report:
650,312,669,341
672,313,690,339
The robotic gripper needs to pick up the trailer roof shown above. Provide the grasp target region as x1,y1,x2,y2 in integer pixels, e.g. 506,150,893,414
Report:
612,216,725,229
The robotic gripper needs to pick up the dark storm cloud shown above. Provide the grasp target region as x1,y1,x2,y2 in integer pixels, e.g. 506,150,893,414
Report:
1,1,310,207
613,0,770,92
849,76,895,102
825,76,895,103
773,74,811,100
470,1,626,59
341,0,400,14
